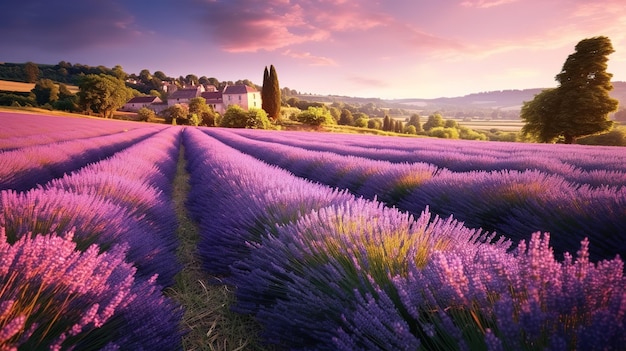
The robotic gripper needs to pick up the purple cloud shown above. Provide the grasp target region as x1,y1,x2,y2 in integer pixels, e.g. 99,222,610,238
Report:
0,0,144,51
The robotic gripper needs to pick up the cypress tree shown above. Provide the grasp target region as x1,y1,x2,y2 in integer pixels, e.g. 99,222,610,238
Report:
262,65,281,120
269,65,281,120
261,66,270,114
383,115,391,131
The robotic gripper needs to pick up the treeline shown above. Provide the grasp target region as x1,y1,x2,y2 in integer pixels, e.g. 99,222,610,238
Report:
0,61,300,97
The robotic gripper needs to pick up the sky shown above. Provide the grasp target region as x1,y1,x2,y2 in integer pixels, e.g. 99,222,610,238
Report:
2,0,626,99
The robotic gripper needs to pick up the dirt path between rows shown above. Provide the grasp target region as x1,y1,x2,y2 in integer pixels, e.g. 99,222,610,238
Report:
166,143,269,351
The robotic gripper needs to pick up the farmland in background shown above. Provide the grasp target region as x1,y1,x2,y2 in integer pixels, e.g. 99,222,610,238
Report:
0,79,79,93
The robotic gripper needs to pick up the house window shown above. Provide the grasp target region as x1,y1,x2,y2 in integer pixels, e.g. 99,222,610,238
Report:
238,95,242,101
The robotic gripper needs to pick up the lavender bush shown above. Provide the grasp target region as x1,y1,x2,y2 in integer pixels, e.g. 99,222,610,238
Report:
0,111,150,151
0,228,136,350
0,127,163,192
183,127,354,275
1,121,184,350
228,199,505,349
203,128,626,261
184,128,625,350
1,128,182,286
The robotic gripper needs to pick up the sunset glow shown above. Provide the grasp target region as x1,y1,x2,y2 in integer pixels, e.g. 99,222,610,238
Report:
2,0,626,98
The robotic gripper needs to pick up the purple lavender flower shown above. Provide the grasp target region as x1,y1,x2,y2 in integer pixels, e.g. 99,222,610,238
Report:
0,229,136,349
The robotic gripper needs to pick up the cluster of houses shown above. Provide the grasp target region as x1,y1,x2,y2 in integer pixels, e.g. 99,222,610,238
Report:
120,84,261,115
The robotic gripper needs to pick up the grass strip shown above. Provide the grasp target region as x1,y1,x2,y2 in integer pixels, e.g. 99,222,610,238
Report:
167,143,272,351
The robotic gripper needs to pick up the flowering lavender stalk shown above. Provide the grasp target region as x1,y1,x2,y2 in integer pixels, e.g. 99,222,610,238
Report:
392,232,626,350
0,228,136,350
227,197,506,349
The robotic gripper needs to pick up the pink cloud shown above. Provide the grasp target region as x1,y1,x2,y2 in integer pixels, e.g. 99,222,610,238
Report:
347,75,389,87
460,0,519,8
282,49,337,66
200,0,391,53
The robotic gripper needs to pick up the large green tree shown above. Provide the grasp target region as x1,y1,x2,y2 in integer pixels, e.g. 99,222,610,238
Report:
24,62,40,83
32,79,59,106
163,104,189,125
78,74,134,119
407,113,423,133
338,109,354,125
520,88,562,142
521,36,618,143
422,113,445,131
189,96,218,126
261,65,281,120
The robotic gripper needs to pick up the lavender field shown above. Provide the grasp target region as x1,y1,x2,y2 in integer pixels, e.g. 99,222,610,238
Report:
1,111,625,350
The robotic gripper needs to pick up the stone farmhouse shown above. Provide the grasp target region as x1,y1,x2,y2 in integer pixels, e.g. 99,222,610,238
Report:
120,84,262,115
120,95,163,112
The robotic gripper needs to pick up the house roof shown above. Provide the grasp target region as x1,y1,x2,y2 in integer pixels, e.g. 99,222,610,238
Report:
223,85,258,95
127,96,160,104
169,88,201,100
201,91,223,102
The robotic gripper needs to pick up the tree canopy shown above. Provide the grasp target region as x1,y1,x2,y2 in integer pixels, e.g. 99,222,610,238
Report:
189,97,218,126
297,106,335,126
24,62,40,83
521,36,618,143
220,105,271,129
422,113,445,131
32,79,59,106
78,74,135,119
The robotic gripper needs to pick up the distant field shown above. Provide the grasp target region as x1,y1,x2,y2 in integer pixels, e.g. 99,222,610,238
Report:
0,80,34,92
455,119,524,131
0,79,79,93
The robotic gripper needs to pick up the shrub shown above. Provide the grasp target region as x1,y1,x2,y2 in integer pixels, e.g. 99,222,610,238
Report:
220,105,271,129
458,126,488,140
368,118,382,130
137,106,156,122
405,125,417,135
354,117,369,128
577,127,626,146
297,106,335,126
429,127,459,139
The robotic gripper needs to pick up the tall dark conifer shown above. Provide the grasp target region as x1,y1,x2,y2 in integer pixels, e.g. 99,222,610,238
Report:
261,65,281,120
261,66,270,114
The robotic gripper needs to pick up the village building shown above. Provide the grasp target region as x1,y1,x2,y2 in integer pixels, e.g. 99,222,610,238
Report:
167,86,203,106
222,85,261,112
120,96,163,112
201,91,224,114
121,84,261,115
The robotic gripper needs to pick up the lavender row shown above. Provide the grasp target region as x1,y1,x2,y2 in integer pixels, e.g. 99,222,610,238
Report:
0,128,184,350
205,128,626,261
0,125,165,192
184,127,625,350
0,111,147,150
183,127,355,275
228,128,626,185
